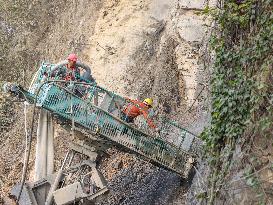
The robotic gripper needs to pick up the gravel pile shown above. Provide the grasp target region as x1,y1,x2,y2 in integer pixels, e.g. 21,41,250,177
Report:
96,150,183,205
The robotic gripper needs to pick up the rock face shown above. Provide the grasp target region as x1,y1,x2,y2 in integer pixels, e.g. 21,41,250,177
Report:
178,0,216,9
0,0,213,204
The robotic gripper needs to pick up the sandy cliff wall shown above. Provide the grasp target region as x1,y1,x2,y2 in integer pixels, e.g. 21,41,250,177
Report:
0,0,213,204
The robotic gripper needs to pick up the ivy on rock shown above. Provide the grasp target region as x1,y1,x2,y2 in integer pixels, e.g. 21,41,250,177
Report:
201,0,272,203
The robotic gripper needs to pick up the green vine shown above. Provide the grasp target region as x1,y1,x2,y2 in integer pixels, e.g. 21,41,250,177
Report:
201,0,272,203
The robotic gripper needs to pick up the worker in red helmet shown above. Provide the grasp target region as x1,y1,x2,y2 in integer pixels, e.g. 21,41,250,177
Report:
51,53,95,83
121,97,156,129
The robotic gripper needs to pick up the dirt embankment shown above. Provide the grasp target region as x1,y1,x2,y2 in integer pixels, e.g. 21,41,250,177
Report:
0,0,212,204
0,0,104,201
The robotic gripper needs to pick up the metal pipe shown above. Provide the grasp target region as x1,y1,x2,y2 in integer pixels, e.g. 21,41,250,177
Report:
45,150,70,205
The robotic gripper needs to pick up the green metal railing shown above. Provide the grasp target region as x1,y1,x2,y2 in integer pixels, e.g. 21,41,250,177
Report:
24,63,203,176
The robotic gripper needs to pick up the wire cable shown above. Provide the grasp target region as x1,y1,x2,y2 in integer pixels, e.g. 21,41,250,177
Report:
16,82,52,203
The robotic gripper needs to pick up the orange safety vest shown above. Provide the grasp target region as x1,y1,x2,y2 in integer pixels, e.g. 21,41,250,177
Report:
122,99,156,128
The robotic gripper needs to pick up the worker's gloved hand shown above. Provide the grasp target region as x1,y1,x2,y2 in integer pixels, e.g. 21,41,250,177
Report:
41,72,48,82
155,127,161,133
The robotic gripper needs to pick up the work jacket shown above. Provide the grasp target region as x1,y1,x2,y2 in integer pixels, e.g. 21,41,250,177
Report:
51,60,95,82
122,98,156,129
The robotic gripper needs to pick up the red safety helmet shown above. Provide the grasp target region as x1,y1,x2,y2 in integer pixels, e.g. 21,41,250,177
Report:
67,53,78,62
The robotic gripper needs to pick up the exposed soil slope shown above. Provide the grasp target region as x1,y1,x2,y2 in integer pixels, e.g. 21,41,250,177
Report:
0,0,212,204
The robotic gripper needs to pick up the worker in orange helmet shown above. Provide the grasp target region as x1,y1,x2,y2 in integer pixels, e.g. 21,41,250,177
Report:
51,53,95,83
121,97,156,129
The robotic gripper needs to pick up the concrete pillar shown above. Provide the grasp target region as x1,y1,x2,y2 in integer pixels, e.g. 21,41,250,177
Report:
34,109,54,181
